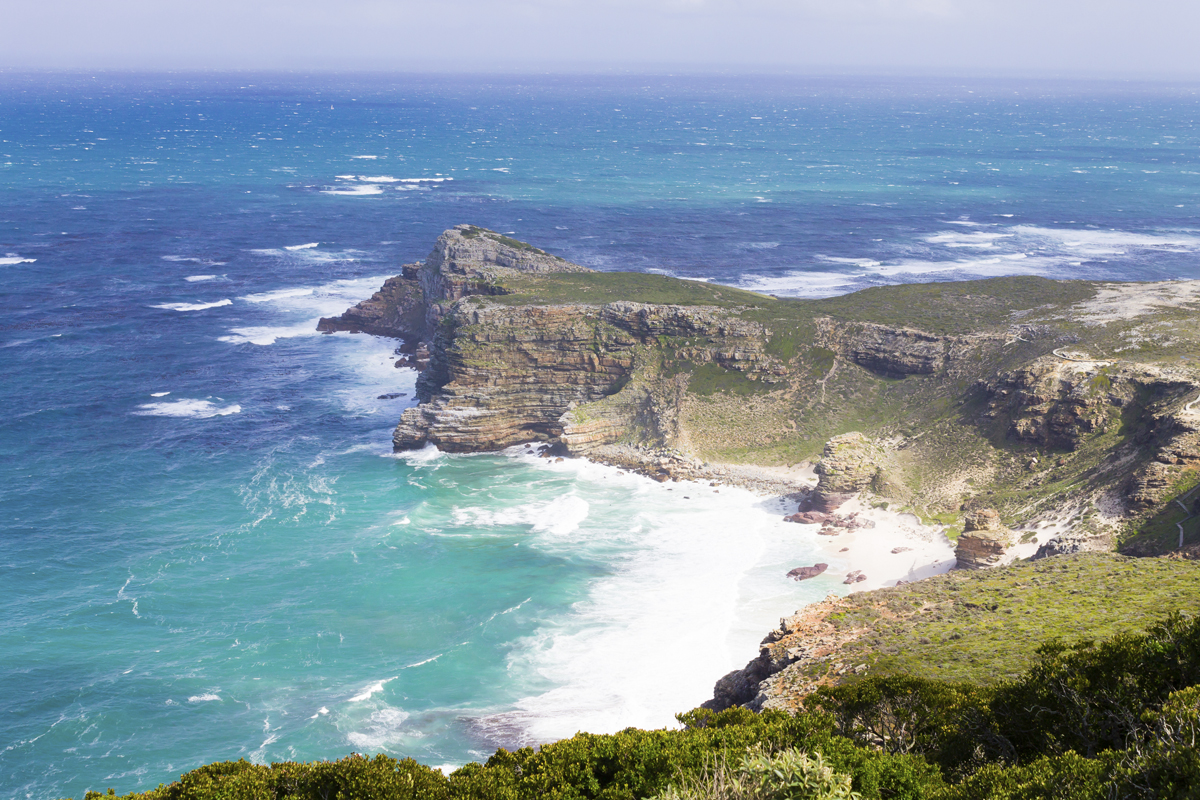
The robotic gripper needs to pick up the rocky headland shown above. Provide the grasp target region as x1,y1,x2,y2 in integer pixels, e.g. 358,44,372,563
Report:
321,225,1200,711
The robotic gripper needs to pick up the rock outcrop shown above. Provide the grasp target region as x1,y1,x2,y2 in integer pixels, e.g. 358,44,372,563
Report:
318,224,588,343
954,509,1013,570
809,433,880,512
814,317,1003,377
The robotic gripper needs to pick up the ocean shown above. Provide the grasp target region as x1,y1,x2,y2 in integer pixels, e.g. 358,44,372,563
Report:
2,72,1198,799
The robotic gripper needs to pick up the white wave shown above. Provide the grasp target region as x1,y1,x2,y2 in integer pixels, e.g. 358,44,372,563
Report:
736,270,863,298
321,184,383,196
351,155,379,159
309,706,330,719
396,442,444,465
398,177,451,183
188,694,221,703
284,242,320,251
185,275,218,282
452,494,590,538
349,677,396,703
242,287,315,303
150,391,170,397
817,255,882,267
481,464,840,745
346,707,409,750
0,256,36,265
1009,224,1200,255
357,175,400,182
404,654,442,668
161,255,203,262
134,399,241,418
220,324,321,346
152,299,233,312
335,174,357,179
925,231,1013,248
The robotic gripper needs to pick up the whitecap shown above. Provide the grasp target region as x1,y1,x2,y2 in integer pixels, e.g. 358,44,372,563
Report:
321,184,383,196
241,287,315,303
152,299,232,312
398,177,450,183
184,275,218,282
348,677,397,703
134,399,241,418
187,694,221,703
452,494,590,538
350,155,379,159
0,256,36,265
150,391,170,397
219,324,322,346
284,242,320,251
357,175,400,182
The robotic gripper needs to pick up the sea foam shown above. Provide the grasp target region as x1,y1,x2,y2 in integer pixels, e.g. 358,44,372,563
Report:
152,299,233,312
134,399,241,418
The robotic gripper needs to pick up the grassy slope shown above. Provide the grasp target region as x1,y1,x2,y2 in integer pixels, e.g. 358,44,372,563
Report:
800,553,1200,688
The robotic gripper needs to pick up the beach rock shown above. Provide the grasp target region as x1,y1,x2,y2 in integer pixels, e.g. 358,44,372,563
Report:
811,433,881,512
377,393,407,400
891,546,912,554
843,570,866,584
1034,530,1114,559
955,508,1014,569
786,563,828,581
817,526,840,536
785,511,829,525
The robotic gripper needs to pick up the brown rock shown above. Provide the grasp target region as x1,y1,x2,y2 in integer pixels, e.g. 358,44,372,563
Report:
785,511,829,525
786,563,828,581
811,433,880,512
955,508,1013,569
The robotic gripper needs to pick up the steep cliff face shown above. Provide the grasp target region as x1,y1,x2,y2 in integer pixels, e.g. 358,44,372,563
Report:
814,317,1003,377
394,299,782,453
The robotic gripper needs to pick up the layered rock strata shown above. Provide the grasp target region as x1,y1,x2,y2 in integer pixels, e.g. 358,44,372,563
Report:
808,433,881,512
954,509,1013,570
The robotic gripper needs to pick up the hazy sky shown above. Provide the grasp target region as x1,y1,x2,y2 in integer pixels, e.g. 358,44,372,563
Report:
3,0,1197,77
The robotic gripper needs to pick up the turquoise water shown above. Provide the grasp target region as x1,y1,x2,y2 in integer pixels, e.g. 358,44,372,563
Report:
3,73,1200,799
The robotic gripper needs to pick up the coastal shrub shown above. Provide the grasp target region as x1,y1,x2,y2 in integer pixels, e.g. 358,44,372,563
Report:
102,754,451,800
653,747,859,800
931,751,1111,800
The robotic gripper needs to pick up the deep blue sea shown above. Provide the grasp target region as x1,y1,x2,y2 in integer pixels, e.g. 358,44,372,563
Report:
3,72,1199,799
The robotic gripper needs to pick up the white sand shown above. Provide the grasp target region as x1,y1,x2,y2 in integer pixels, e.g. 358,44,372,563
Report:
787,497,958,592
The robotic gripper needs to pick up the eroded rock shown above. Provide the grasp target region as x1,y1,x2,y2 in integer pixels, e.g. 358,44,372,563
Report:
954,508,1013,569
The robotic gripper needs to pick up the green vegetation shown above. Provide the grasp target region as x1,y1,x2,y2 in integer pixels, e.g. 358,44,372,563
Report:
811,277,1097,336
807,554,1200,686
70,606,1200,800
494,271,775,308
688,363,775,397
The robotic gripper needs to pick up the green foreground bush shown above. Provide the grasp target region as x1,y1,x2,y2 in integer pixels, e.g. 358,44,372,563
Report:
76,613,1200,800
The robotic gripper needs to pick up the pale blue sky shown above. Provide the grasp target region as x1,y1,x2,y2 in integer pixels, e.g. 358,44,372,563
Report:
2,0,1197,77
